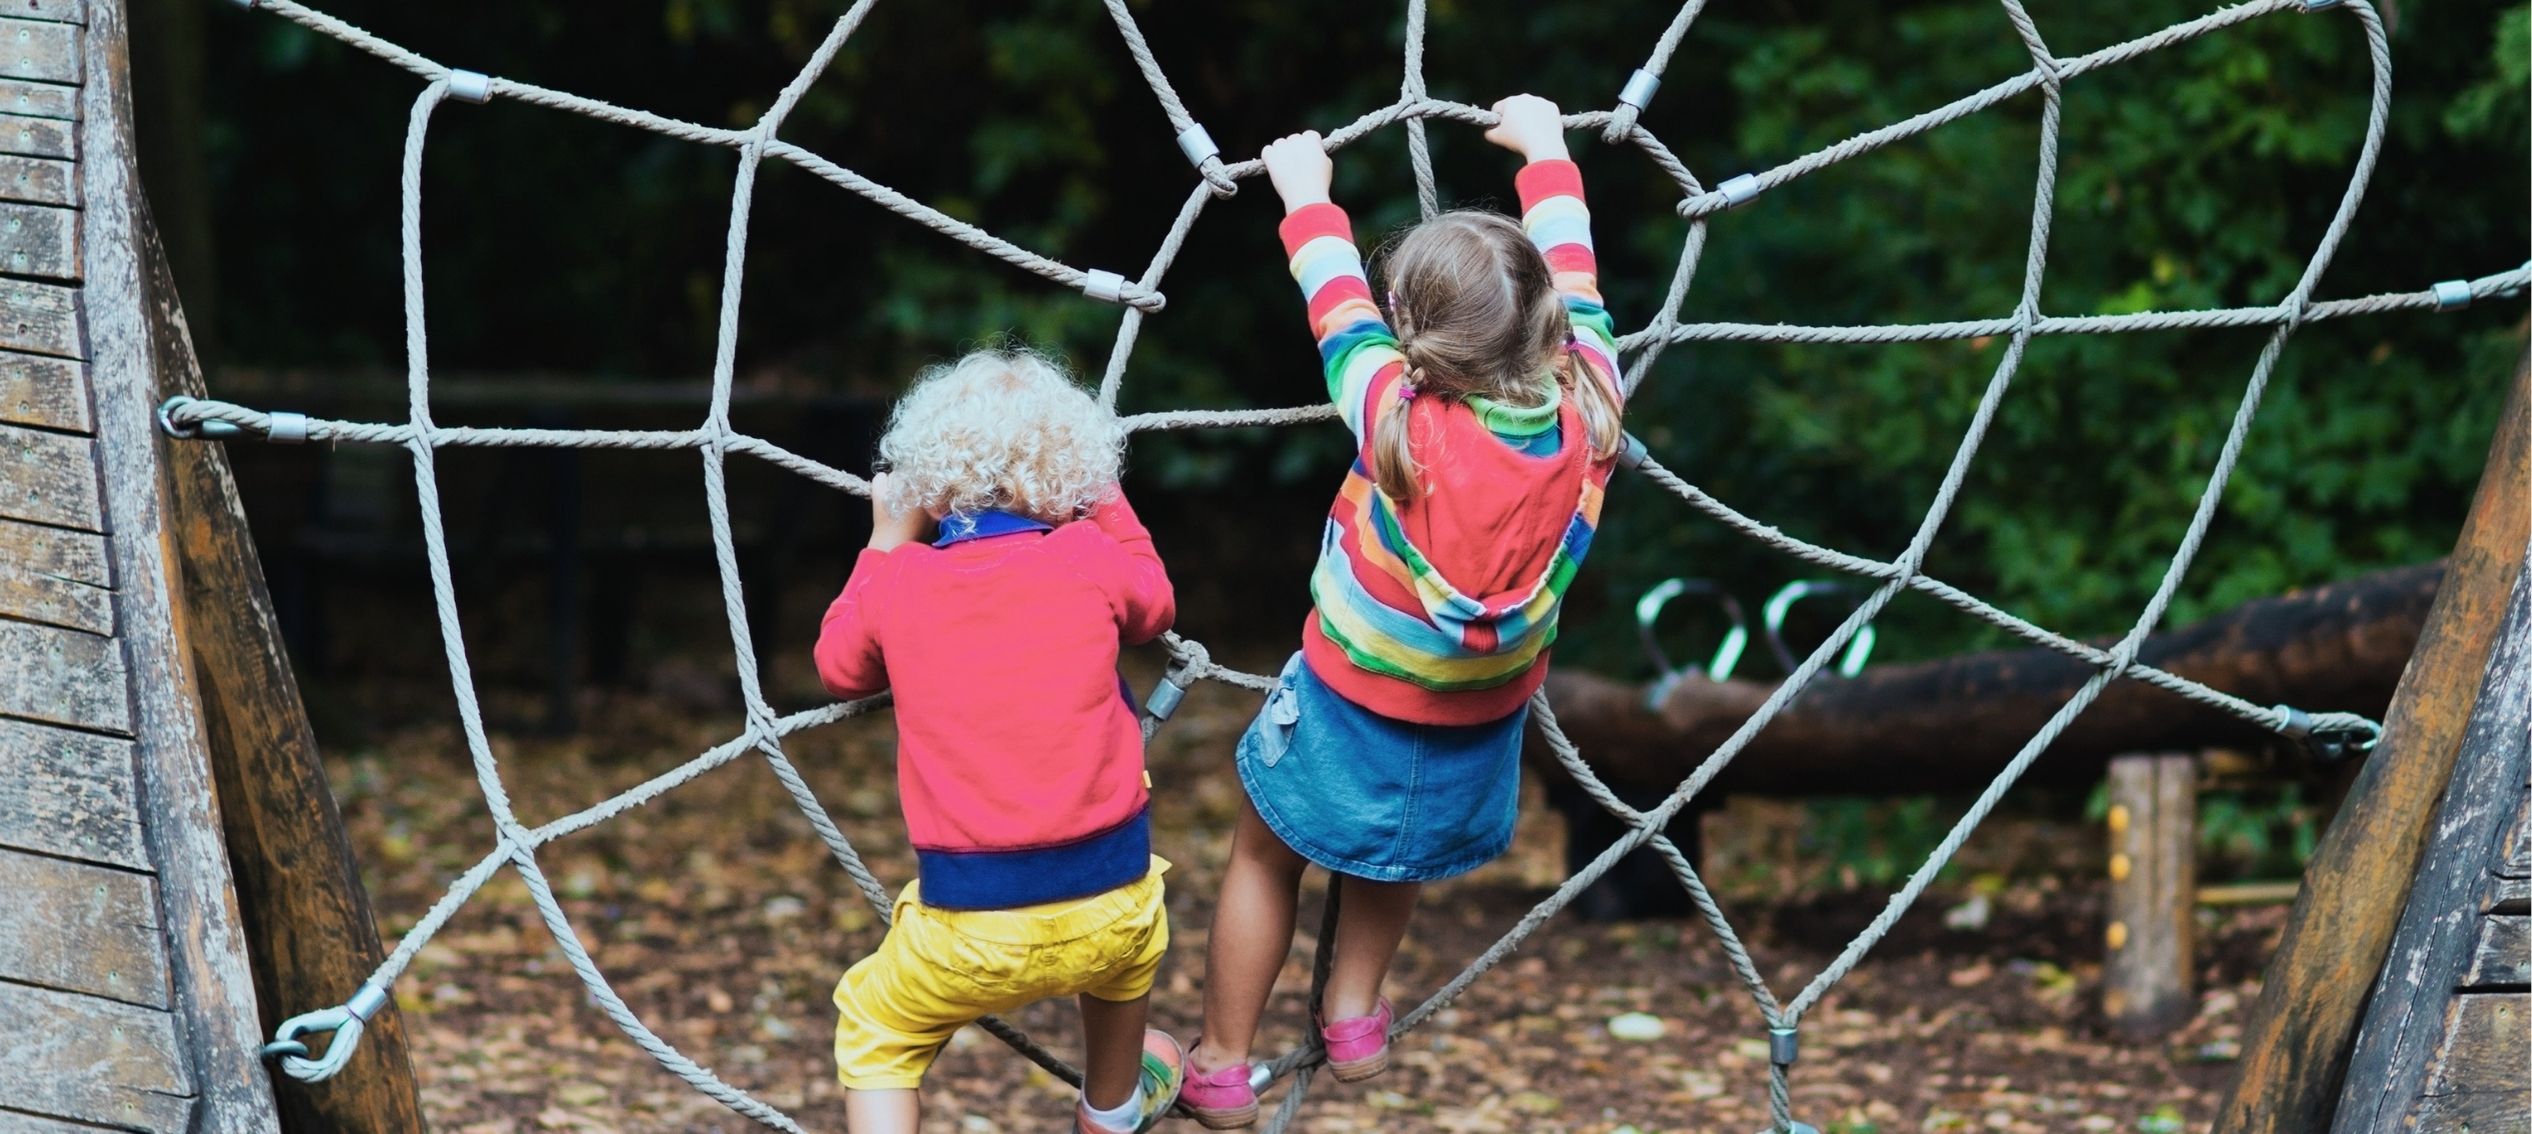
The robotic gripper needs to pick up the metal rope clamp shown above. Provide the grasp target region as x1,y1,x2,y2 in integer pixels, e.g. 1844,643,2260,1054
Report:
1142,664,1193,725
1617,69,1661,112
2273,704,2380,764
446,69,493,104
1177,124,1235,197
263,980,393,1082
1636,578,1750,710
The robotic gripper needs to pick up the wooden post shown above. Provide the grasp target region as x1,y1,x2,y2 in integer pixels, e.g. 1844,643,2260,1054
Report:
2103,752,2197,1039
76,0,282,1127
2328,566,2532,1133
139,81,427,1134
2213,353,2532,1133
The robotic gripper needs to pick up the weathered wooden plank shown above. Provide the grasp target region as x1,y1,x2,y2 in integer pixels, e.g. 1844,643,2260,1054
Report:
0,618,128,734
0,511,104,583
0,558,109,632
0,110,73,157
0,276,80,356
2494,873,2531,916
2465,914,2529,988
0,78,74,121
0,1111,146,1134
0,352,86,431
0,18,80,84
0,510,114,635
0,716,144,869
2104,752,2197,1038
2218,355,2530,1134
2406,993,2529,1131
2329,566,2532,1134
81,0,284,1124
0,199,77,279
0,848,167,1006
0,420,99,529
0,980,191,1132
0,152,71,206
8,0,85,25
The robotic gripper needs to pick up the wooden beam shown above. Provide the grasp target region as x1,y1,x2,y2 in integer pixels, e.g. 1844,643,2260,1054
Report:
1535,560,2436,795
0,716,145,869
0,109,74,157
2215,353,2531,1134
2103,752,2197,1039
77,0,278,1125
1,352,88,431
0,846,169,1006
160,142,429,1134
1,276,82,355
0,18,81,84
0,617,128,733
0,152,75,206
0,980,191,1132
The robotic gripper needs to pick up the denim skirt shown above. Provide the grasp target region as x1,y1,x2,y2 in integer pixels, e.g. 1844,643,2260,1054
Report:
1236,653,1528,883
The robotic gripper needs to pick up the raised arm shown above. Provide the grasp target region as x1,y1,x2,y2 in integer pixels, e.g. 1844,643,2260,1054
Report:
1486,95,1624,402
1265,131,1408,442
814,474,931,699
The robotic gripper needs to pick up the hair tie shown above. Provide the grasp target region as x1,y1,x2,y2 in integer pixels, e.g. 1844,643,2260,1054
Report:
1396,382,1419,403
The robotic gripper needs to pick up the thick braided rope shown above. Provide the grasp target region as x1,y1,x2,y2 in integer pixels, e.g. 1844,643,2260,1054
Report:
197,0,2483,1130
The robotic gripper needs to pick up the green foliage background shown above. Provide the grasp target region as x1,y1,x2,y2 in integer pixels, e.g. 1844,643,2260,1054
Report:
181,0,2526,675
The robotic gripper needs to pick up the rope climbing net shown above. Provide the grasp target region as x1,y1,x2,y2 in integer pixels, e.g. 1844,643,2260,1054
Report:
160,0,2529,1130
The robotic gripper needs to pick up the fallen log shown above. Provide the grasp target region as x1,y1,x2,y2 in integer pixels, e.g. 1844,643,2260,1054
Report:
1531,559,2438,798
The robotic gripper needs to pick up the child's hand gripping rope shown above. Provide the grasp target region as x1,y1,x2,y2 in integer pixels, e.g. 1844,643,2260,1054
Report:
1260,130,1332,211
865,471,934,551
1481,93,1570,163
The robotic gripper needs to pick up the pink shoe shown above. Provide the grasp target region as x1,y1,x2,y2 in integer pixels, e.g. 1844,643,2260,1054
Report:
1318,999,1392,1082
1178,1040,1258,1129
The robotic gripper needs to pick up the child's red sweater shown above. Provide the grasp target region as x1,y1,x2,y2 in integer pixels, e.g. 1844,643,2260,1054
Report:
814,494,1174,910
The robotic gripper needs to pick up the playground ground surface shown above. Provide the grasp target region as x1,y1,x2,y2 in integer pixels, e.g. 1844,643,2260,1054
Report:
321,648,2284,1134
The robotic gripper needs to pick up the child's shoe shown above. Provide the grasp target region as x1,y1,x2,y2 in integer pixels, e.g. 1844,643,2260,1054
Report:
1178,1040,1260,1129
1076,1029,1186,1134
1318,998,1392,1082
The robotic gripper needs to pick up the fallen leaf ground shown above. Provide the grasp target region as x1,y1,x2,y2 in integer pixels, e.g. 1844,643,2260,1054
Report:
321,647,2283,1134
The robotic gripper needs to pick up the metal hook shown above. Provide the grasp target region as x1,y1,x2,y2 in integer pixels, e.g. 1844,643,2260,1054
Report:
1762,581,1876,678
1636,578,1750,709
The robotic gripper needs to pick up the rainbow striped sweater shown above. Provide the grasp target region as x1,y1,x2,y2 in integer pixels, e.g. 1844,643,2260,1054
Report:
1278,158,1625,726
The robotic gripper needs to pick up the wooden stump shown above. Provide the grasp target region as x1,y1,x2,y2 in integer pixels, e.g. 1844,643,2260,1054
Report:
2103,752,2197,1039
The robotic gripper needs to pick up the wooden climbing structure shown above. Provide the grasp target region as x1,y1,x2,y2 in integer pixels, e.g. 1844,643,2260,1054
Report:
0,1,282,1129
0,0,2520,1131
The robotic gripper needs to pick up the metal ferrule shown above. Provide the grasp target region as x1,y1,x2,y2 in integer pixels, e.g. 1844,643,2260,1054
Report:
1719,174,1762,208
447,69,494,104
2432,279,2473,311
1082,269,1128,305
1618,69,1661,111
1175,125,1220,169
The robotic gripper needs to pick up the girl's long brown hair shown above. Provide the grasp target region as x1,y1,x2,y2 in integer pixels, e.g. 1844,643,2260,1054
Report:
1372,210,1623,503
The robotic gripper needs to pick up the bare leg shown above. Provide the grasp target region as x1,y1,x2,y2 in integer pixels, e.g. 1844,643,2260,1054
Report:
1320,875,1421,1021
844,1088,919,1134
1078,992,1153,1111
1192,797,1310,1072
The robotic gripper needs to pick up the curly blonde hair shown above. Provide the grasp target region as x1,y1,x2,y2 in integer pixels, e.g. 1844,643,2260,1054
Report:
877,347,1124,529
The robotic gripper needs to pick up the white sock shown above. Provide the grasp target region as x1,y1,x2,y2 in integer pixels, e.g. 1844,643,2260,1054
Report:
1081,1081,1147,1130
